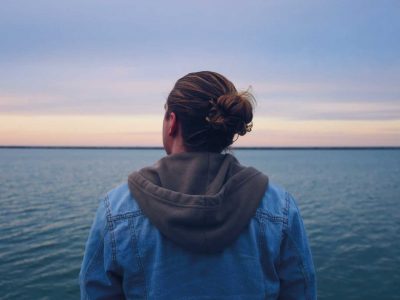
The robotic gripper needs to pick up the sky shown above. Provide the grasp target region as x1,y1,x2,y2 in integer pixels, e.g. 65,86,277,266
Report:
1,0,399,147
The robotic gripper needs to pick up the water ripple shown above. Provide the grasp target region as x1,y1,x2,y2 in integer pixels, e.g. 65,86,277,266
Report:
1,148,399,300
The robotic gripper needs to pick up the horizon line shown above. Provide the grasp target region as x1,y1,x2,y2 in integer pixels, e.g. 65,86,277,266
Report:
1,145,399,150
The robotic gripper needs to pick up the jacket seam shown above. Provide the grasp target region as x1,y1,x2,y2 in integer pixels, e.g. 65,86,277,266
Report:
255,210,285,223
128,217,148,299
283,192,311,300
109,211,143,221
83,224,106,285
284,231,312,300
283,192,289,229
257,216,267,271
82,197,108,286
104,194,118,264
275,192,290,286
257,214,284,291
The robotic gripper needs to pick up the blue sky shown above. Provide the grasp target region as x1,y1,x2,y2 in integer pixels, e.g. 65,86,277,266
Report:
1,0,399,146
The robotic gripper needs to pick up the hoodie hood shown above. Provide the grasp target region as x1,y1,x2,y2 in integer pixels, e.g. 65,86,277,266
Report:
127,151,268,254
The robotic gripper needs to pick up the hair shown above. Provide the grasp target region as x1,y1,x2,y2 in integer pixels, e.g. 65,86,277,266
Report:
165,71,255,153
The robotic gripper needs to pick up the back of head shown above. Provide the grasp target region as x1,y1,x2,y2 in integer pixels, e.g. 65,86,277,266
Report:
166,71,255,152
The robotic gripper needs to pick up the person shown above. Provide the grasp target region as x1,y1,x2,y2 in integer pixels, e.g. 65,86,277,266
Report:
79,71,317,299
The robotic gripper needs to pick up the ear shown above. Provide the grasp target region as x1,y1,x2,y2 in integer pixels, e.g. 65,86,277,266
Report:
168,112,179,136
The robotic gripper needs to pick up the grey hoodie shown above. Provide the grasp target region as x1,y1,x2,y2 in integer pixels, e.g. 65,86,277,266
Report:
127,151,269,254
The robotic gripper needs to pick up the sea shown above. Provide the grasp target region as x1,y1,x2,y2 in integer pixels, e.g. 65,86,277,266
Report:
0,148,399,300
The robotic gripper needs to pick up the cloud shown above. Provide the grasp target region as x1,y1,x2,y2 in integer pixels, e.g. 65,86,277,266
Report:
231,117,400,147
1,0,399,67
1,59,399,123
1,1,399,146
254,98,400,121
0,61,174,115
0,114,164,146
1,114,399,147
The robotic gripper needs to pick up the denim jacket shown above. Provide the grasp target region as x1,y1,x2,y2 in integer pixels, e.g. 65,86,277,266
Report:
80,152,316,299
79,180,316,299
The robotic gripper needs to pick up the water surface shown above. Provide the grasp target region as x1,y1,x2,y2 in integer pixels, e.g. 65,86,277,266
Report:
0,148,399,299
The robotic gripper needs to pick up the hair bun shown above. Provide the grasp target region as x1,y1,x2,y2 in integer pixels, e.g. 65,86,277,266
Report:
167,71,255,152
207,91,255,136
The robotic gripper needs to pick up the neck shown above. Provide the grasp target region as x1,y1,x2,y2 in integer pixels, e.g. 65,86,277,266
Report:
169,143,187,155
166,134,187,155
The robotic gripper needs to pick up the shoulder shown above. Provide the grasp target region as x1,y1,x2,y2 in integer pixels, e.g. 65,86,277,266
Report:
256,181,299,221
102,182,143,218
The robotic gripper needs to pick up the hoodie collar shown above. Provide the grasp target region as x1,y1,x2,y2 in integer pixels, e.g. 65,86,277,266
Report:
128,151,268,253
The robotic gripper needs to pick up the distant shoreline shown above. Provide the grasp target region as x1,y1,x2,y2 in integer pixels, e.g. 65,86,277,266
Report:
1,146,399,150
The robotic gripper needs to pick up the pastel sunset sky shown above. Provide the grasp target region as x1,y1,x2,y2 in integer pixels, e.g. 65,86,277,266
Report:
1,0,399,147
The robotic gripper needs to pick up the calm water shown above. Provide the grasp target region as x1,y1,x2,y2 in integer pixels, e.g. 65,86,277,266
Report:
0,148,399,299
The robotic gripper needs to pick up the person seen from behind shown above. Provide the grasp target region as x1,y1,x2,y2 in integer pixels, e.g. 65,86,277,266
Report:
79,71,317,299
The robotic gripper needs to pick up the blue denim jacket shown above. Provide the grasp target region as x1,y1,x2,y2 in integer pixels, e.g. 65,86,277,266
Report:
79,181,316,299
